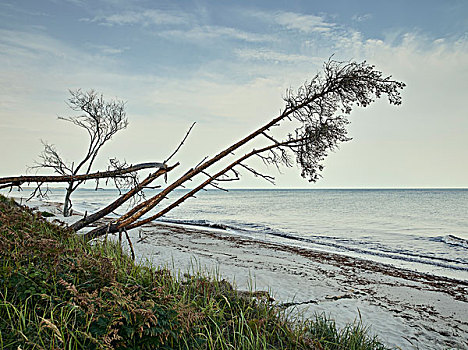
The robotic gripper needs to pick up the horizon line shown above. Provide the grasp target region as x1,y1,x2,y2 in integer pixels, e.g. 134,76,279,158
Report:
5,186,468,191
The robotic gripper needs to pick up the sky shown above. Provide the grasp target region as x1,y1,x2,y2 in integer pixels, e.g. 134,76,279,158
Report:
1,0,467,188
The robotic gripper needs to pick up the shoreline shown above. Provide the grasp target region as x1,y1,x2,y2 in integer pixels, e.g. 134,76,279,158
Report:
21,198,468,349
158,218,468,284
151,221,468,299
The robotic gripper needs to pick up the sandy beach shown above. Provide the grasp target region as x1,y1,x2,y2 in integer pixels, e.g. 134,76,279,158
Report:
26,199,468,349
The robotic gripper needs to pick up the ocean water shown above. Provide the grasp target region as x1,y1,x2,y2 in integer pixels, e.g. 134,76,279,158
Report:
25,188,468,281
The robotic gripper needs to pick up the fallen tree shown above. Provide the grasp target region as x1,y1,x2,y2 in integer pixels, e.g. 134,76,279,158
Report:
83,59,405,240
1,59,405,240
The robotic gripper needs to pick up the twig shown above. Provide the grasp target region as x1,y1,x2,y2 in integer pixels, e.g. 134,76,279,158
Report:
262,132,281,145
27,182,49,201
164,122,196,164
216,169,241,182
200,171,229,191
124,228,135,261
238,163,275,184
195,156,209,168
209,181,228,192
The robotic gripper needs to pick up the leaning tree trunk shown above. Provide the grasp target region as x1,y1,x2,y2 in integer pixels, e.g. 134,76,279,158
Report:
71,163,178,231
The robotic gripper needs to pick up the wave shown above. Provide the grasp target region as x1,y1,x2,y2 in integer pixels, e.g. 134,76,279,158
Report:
264,230,468,271
158,218,232,231
158,218,280,235
431,234,468,249
158,218,468,271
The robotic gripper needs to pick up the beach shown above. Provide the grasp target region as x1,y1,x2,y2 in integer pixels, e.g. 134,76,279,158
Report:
31,198,468,350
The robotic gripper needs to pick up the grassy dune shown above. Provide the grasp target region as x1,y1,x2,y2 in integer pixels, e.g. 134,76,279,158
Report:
0,195,389,349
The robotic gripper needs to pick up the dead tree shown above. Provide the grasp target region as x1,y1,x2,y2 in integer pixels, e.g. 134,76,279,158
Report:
83,59,405,240
31,89,130,216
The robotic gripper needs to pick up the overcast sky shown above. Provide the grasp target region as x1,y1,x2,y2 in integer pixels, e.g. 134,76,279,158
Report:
1,0,467,188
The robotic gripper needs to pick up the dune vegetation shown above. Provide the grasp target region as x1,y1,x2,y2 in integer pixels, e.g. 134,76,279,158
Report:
0,195,390,349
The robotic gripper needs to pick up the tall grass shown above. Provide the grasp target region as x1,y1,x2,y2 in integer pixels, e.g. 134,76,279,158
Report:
0,194,391,349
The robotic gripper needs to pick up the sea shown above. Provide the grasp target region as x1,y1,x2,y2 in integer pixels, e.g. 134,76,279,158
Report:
16,188,468,281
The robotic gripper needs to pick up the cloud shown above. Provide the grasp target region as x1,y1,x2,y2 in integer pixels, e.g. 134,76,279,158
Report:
248,10,335,33
0,2,51,17
352,13,373,22
159,25,276,43
0,28,122,71
1,8,468,186
84,9,189,27
235,48,320,64
0,28,124,115
85,43,127,55
83,8,275,44
63,0,87,6
0,29,76,62
274,11,335,33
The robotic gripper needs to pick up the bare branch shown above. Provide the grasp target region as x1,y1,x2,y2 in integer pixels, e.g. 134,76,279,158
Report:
3,60,404,241
262,132,281,145
27,182,50,201
208,181,228,192
238,163,275,184
85,140,301,238
216,172,240,182
0,163,166,186
124,228,135,261
164,122,196,164
201,171,229,191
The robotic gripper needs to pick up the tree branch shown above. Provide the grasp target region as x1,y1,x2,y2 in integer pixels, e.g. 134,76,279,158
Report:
0,162,166,187
164,122,196,164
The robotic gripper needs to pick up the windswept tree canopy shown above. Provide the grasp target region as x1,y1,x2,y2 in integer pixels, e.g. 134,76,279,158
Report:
284,60,404,181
